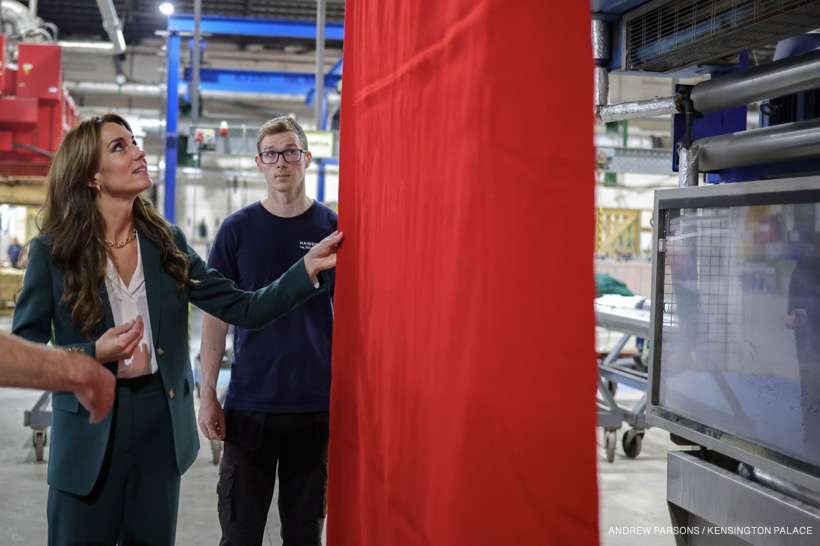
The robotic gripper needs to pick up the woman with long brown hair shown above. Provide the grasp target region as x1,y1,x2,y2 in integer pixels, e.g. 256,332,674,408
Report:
12,112,342,545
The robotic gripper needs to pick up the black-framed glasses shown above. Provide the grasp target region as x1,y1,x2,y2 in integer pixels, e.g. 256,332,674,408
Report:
258,148,308,164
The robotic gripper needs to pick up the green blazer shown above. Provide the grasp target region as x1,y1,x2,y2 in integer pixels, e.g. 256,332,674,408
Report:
12,225,322,496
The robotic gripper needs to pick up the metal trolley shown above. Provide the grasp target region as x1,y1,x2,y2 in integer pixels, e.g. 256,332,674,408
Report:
596,295,652,462
23,392,51,461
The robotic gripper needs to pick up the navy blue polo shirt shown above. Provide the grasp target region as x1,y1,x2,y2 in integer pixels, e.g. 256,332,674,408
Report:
207,200,337,413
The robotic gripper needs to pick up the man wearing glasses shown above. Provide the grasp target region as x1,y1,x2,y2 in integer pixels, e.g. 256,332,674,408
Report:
198,117,337,545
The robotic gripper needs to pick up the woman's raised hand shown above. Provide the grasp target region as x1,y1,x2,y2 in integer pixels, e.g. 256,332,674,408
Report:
95,316,144,363
304,231,344,283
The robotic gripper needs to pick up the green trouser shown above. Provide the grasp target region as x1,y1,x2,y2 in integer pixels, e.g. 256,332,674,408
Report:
47,373,181,546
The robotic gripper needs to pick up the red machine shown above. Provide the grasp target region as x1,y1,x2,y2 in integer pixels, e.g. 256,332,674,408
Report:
0,37,79,177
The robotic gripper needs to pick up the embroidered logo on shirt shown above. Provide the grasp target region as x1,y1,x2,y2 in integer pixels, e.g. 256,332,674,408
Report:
299,240,317,250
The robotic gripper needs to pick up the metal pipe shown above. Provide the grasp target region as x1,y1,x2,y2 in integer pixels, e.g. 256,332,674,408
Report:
594,66,609,109
591,18,681,123
678,145,699,187
94,0,126,55
63,80,315,104
596,95,680,124
592,19,611,111
314,0,326,130
690,48,820,115
1,0,39,35
314,0,327,201
594,44,820,124
751,467,820,509
192,0,201,126
190,0,202,245
591,19,611,64
58,41,119,53
695,117,820,172
64,81,164,96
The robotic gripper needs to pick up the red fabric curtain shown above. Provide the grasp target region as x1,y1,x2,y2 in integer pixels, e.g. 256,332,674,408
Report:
329,1,598,544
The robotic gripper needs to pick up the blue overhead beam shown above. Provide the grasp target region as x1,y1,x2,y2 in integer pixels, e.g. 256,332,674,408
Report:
164,15,343,220
182,67,341,95
167,15,344,40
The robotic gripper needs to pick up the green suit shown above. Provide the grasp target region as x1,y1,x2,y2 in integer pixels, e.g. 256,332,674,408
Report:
12,225,322,497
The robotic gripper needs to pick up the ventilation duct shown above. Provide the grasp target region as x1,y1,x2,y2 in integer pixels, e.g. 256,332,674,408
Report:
0,0,40,36
58,0,125,55
1,0,125,55
624,0,820,73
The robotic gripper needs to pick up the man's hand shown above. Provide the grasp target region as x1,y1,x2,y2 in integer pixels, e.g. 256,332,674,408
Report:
198,388,225,441
0,332,114,424
71,353,116,424
304,230,344,282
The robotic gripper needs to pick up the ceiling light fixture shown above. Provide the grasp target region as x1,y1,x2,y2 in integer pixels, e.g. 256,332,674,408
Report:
159,3,175,16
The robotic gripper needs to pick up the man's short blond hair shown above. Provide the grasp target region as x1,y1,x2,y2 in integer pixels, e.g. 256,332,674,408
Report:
256,117,308,152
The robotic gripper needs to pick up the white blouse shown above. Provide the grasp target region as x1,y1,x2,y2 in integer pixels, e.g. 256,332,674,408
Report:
103,234,158,378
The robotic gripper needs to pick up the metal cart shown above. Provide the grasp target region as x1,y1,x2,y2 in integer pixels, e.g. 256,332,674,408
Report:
23,392,52,461
595,294,651,462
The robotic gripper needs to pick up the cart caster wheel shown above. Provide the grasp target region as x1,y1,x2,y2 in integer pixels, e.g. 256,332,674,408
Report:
622,430,644,458
604,430,617,463
210,439,222,465
32,429,47,462
606,380,617,395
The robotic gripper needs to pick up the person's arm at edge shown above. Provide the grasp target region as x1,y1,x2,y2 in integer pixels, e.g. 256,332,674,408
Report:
0,332,115,424
197,313,229,441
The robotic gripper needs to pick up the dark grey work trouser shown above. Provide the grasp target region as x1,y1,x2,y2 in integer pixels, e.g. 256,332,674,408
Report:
47,373,181,546
217,409,329,546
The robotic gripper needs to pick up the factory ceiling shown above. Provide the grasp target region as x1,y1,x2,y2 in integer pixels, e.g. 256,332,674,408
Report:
7,0,346,125
0,0,349,185
2,0,814,181
34,0,345,49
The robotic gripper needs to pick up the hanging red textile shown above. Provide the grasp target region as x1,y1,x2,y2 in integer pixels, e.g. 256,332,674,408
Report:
329,1,598,544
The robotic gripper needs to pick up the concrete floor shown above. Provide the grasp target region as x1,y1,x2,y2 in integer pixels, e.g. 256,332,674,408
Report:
0,309,291,545
597,389,678,546
0,311,677,544
0,385,289,544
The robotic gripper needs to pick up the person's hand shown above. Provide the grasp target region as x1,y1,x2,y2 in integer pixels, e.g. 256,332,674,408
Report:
786,309,808,330
95,316,144,363
70,353,116,424
197,388,225,441
304,231,344,283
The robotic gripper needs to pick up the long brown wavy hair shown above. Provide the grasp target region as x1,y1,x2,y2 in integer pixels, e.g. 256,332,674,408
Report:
38,112,190,339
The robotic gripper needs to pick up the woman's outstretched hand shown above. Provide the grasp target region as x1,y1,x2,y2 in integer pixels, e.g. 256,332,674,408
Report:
95,316,144,363
304,231,344,283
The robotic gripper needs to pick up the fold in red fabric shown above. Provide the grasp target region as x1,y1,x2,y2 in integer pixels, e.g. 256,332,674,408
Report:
329,1,598,543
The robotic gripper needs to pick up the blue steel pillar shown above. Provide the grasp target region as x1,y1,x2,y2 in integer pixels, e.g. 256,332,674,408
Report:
164,33,181,222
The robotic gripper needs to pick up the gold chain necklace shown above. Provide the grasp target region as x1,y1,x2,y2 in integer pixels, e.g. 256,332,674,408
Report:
105,227,137,249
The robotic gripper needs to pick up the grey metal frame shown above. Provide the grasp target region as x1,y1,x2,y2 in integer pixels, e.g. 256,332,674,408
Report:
667,451,820,546
648,175,820,493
